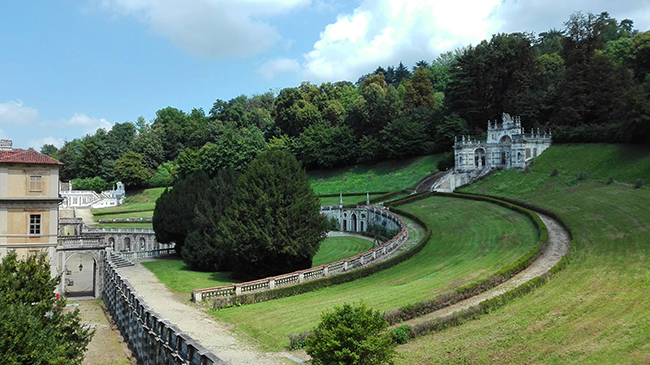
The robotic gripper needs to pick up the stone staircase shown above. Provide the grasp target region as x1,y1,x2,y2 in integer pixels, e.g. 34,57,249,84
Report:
109,252,135,268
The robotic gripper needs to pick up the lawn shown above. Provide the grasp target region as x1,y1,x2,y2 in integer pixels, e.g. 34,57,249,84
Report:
396,144,650,364
142,258,236,293
311,236,374,267
94,222,153,229
308,154,442,195
143,236,378,293
91,187,166,216
210,196,539,350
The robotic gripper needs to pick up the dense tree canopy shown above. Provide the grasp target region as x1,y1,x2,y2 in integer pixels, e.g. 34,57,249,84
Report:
0,252,93,364
51,10,649,192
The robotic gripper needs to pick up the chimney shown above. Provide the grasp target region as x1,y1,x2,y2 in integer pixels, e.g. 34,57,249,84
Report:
0,139,12,151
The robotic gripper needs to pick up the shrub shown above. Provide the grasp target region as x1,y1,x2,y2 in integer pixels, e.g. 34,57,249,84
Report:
578,171,589,180
367,174,373,179
437,151,455,171
343,176,348,181
550,168,559,177
390,325,411,344
306,302,396,365
288,332,312,350
634,179,644,189
606,177,614,185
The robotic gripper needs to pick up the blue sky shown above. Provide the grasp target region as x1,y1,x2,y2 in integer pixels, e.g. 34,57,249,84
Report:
1,0,649,150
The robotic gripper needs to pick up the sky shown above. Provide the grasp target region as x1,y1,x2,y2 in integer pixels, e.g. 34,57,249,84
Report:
1,0,649,150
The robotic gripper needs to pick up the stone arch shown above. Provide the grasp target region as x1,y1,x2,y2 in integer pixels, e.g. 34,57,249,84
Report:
124,237,131,252
139,237,146,251
108,237,115,250
517,151,523,162
474,148,486,168
351,213,358,232
63,251,100,297
499,135,512,144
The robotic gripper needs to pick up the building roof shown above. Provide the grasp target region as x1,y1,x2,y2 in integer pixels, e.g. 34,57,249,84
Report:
0,148,62,165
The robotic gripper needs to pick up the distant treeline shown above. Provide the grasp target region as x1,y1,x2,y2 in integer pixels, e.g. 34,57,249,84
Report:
41,11,650,190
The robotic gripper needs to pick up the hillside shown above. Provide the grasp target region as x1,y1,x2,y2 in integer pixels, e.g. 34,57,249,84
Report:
396,144,650,364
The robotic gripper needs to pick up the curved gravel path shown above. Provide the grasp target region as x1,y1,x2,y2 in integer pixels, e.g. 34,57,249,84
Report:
390,213,570,329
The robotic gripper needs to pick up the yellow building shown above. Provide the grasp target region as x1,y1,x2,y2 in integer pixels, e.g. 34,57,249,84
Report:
0,139,62,274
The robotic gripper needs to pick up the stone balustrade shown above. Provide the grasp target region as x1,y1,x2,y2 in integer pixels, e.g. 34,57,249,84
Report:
86,227,156,234
192,206,408,303
118,248,175,260
103,256,229,365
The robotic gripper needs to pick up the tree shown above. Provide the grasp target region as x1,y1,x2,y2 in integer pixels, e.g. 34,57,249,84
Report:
0,251,93,364
40,144,58,156
403,66,436,110
113,151,152,188
181,169,240,271
218,150,328,280
153,171,210,252
306,302,396,365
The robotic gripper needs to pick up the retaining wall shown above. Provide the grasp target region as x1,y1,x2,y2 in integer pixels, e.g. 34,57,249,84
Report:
103,256,229,365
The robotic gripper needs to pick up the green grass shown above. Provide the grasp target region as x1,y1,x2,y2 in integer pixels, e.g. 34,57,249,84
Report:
308,155,442,195
142,258,236,293
91,187,166,216
210,197,538,350
311,236,374,267
396,144,650,364
93,211,153,220
143,236,377,293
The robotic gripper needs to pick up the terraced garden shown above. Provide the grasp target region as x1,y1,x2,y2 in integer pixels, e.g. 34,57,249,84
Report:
397,144,650,364
210,196,539,350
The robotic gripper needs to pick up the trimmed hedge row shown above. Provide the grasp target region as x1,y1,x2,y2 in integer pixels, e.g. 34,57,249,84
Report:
208,211,432,309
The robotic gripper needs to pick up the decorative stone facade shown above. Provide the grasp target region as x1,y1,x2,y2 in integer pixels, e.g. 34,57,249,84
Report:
454,113,552,172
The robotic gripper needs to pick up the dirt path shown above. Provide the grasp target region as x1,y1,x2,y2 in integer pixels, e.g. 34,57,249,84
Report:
75,208,96,226
391,213,570,328
117,263,286,365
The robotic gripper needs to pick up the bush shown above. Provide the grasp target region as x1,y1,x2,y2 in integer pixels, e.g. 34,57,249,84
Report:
71,176,112,192
578,171,589,180
390,325,411,344
550,168,559,177
437,151,455,171
288,332,312,350
306,302,396,365
634,179,644,188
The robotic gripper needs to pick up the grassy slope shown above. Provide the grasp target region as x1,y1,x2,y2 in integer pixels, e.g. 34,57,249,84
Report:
397,144,650,364
311,236,374,267
211,197,538,350
319,194,383,206
308,155,441,195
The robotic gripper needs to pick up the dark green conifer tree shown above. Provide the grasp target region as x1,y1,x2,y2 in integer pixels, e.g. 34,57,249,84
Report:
219,150,328,280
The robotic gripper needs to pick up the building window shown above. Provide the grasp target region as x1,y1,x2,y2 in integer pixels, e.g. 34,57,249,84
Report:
29,175,42,192
29,214,41,235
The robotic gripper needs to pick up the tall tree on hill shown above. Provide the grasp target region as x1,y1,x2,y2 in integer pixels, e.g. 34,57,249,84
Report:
218,150,328,280
153,171,209,252
181,169,240,271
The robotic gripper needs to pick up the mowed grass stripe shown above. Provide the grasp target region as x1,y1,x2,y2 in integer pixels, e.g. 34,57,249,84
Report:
210,196,539,350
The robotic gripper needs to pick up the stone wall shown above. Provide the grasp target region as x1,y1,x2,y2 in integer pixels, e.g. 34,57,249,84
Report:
103,257,229,365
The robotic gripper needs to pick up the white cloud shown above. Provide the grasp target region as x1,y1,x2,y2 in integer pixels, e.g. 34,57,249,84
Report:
0,100,40,125
258,58,301,79
296,0,650,83
99,0,310,57
301,0,501,82
64,113,114,134
27,137,65,151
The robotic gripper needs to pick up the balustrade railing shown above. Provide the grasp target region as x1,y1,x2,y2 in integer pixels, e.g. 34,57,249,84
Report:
192,206,408,303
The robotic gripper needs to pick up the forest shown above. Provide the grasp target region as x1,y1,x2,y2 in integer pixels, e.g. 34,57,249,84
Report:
41,11,650,191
